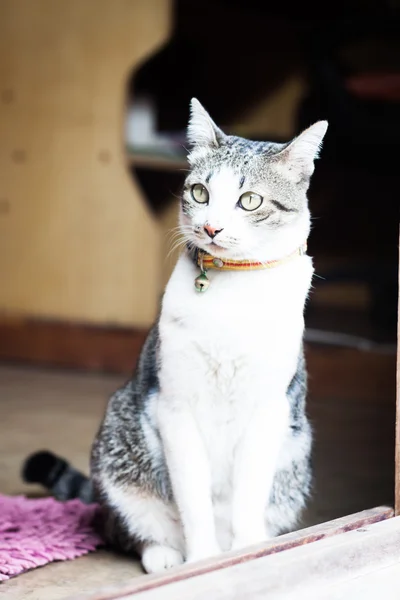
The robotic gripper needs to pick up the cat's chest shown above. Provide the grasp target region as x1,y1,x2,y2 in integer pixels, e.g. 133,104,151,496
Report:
162,267,310,408
161,254,312,360
159,255,311,420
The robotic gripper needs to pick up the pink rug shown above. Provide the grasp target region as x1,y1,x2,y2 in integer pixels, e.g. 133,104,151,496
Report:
0,494,103,581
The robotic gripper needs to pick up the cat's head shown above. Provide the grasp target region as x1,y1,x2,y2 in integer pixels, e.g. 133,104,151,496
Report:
180,99,328,261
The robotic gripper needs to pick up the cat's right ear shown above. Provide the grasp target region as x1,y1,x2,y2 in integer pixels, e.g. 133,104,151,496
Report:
275,121,328,182
187,98,226,148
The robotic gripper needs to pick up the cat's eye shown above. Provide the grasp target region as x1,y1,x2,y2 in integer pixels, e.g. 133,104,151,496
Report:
191,184,209,204
238,191,263,211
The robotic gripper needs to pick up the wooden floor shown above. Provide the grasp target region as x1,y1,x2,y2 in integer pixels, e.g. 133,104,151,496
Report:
0,366,143,600
0,344,396,598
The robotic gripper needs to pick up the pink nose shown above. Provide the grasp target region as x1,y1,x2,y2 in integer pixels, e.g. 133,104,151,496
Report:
204,225,223,239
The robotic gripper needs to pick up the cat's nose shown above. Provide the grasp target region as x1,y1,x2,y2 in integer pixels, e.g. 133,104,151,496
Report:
204,225,224,239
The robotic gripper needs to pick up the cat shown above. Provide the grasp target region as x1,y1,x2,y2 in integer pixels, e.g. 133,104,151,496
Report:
23,99,327,575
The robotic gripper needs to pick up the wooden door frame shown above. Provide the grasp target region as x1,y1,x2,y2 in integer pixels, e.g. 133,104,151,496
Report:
395,234,400,516
66,507,394,600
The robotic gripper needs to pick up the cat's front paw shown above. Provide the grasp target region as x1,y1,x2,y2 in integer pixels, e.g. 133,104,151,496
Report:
231,530,271,551
186,543,221,564
142,544,184,574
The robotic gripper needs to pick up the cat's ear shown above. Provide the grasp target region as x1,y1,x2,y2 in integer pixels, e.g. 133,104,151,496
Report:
187,98,226,148
276,121,328,181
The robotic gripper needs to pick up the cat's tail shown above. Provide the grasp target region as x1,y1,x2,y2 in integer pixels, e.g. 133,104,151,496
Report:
22,450,95,504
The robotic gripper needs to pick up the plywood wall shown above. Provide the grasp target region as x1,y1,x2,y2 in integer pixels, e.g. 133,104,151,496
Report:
159,198,181,290
0,0,171,327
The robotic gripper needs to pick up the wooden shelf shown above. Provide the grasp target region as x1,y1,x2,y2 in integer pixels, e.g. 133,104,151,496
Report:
126,146,188,172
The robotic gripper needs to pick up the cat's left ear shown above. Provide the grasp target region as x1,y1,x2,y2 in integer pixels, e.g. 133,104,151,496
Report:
276,121,328,181
187,98,226,148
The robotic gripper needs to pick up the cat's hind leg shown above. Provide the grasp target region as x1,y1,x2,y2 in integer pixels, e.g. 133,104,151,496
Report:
102,482,185,574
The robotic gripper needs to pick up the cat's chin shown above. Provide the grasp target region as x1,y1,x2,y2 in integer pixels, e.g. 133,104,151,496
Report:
195,242,247,261
207,241,225,253
190,238,246,260
199,242,231,258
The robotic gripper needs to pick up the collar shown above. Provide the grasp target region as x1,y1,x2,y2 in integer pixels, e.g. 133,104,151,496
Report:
195,242,307,272
192,243,307,292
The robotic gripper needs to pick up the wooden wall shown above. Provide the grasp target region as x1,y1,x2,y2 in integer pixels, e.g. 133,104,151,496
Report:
0,0,171,328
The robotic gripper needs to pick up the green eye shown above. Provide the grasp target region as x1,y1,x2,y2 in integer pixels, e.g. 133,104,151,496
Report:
238,191,263,211
191,183,209,204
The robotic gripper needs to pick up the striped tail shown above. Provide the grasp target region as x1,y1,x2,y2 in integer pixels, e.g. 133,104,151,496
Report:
22,450,94,504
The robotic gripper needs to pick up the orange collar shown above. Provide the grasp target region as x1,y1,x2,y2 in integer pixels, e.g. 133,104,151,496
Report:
196,243,308,272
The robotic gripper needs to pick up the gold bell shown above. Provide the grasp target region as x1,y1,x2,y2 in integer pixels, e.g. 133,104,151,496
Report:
194,272,209,292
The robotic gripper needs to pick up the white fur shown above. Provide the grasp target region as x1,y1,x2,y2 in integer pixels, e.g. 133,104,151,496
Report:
156,221,313,559
104,479,185,552
142,545,184,573
154,162,314,564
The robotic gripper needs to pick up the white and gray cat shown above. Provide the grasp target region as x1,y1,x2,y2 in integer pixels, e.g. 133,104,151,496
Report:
23,99,327,574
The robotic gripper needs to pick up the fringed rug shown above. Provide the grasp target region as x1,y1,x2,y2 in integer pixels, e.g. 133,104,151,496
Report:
0,494,103,581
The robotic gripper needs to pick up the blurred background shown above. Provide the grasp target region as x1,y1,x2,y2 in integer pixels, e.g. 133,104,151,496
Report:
0,0,399,594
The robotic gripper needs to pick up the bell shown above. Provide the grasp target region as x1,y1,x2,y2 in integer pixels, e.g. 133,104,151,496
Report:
194,272,210,292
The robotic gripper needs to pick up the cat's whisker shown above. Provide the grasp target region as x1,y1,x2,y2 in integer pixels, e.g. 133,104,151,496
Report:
167,236,191,259
166,235,183,249
169,190,184,200
167,234,187,249
167,237,192,253
165,226,192,243
166,224,192,234
167,229,189,242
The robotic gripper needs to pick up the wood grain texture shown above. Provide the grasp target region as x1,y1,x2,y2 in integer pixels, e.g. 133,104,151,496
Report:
307,345,395,522
0,0,171,327
0,317,395,518
0,365,143,600
127,152,188,172
396,231,400,515
159,198,180,289
121,516,400,600
0,318,147,373
0,360,395,598
66,507,394,600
